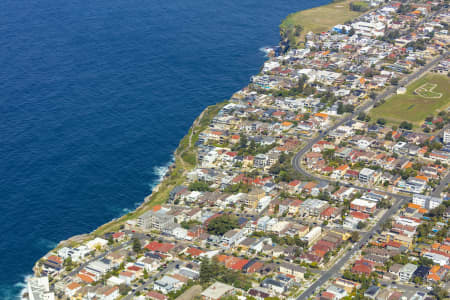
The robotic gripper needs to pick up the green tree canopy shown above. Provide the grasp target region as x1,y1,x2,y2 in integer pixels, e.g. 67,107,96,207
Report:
207,214,239,236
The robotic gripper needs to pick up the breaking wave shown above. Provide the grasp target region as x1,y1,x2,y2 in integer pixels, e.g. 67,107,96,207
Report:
0,274,32,300
148,154,175,191
259,46,275,56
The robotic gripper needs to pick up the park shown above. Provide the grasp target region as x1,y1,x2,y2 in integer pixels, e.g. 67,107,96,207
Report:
370,74,450,128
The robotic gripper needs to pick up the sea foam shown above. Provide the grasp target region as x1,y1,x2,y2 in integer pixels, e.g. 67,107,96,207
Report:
148,154,175,192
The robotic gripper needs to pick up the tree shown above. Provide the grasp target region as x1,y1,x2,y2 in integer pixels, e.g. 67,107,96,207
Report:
432,286,449,300
390,77,399,85
132,237,142,253
63,256,72,267
63,257,74,271
418,256,434,267
357,221,367,229
200,258,252,290
143,268,149,279
351,231,360,242
207,214,239,236
350,1,369,12
399,121,413,130
385,131,393,141
119,283,131,295
377,198,391,209
348,27,355,36
188,181,212,192
392,254,408,265
377,118,386,126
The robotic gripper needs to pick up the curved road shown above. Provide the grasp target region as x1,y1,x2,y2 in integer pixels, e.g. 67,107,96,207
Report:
292,53,447,300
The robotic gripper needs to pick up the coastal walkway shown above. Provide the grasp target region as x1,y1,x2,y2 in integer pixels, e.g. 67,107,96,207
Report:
176,107,208,172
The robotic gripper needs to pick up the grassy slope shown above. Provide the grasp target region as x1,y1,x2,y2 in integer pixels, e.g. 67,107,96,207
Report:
93,102,228,237
280,0,364,47
370,74,450,126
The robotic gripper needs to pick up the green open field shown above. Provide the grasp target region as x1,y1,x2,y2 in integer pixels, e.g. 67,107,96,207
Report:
280,0,365,47
369,74,450,126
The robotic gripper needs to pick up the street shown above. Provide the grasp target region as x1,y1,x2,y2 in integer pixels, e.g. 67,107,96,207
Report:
123,261,179,299
292,54,448,300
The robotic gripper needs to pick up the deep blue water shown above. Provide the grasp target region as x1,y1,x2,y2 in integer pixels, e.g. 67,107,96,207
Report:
0,0,329,297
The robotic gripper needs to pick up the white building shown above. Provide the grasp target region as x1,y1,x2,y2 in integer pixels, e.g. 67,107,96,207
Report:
154,276,182,294
399,263,418,281
257,196,272,213
27,277,55,300
301,226,322,245
107,276,125,286
86,237,108,250
351,21,385,37
359,168,377,184
422,251,449,266
57,245,90,262
412,194,443,210
172,226,188,240
444,129,450,144
65,282,82,298
221,229,245,248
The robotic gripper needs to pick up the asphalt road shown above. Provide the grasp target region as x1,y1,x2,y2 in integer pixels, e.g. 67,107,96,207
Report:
296,193,409,300
65,240,132,278
292,54,447,300
380,280,430,295
432,171,449,197
123,261,179,299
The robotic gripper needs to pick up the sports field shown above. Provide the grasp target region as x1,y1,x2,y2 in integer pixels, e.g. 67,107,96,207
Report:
369,74,450,127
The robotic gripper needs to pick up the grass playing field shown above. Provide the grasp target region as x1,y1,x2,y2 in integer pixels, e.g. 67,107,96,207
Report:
369,74,450,127
280,0,364,47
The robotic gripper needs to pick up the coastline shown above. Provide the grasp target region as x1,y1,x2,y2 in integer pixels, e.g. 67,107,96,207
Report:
20,0,450,298
31,0,359,278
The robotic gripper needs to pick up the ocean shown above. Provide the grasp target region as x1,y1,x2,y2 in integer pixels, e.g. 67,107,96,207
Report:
0,0,328,297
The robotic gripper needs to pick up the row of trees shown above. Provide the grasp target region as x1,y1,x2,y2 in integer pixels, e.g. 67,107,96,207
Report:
188,181,213,192
349,1,369,12
269,152,309,183
199,258,252,290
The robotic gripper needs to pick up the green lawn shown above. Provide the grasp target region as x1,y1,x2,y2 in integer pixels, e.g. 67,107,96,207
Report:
370,74,450,127
280,0,364,47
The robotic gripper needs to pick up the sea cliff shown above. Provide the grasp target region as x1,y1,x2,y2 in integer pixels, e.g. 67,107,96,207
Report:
32,0,360,274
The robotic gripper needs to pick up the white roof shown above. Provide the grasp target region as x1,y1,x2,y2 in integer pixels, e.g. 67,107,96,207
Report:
201,282,234,299
351,198,377,208
107,276,125,286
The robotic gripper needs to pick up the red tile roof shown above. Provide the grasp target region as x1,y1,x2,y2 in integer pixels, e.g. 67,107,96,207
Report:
145,241,175,253
186,247,205,257
77,273,94,283
147,291,168,300
127,265,142,272
350,211,370,220
231,259,249,271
